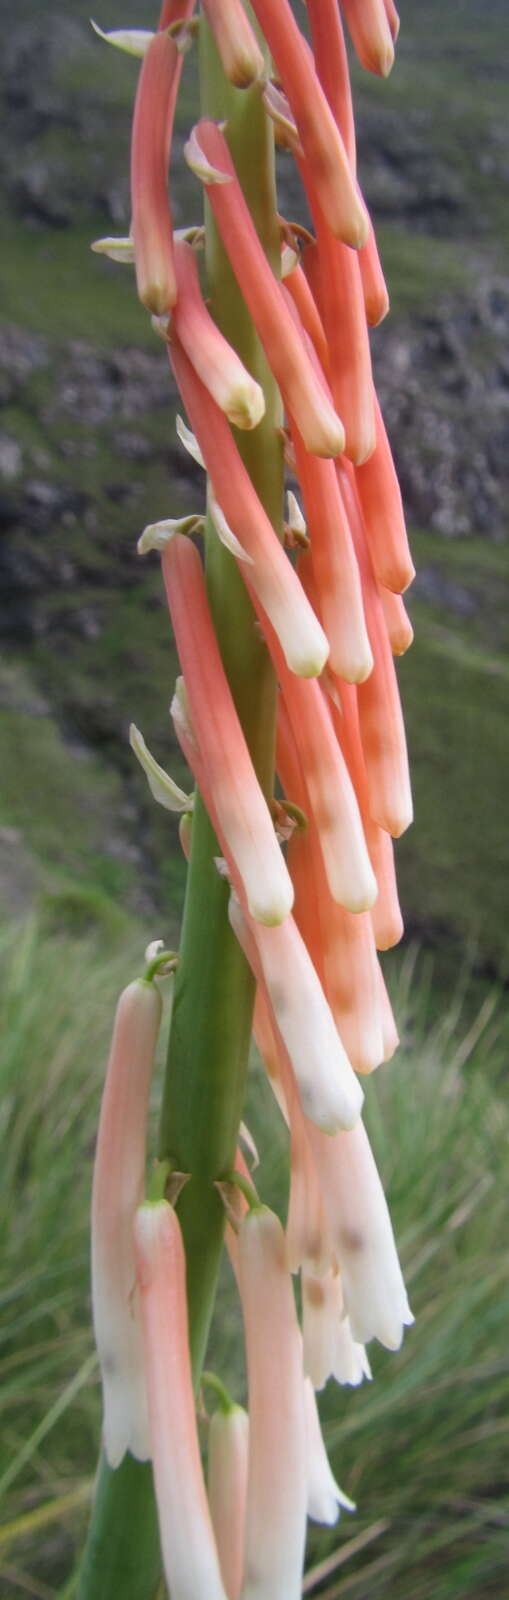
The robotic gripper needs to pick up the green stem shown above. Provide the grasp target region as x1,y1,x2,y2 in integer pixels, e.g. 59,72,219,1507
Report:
78,21,282,1599
159,19,283,1374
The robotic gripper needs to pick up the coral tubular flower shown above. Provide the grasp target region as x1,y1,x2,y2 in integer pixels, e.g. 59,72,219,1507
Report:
289,430,373,683
384,0,401,42
306,0,356,165
169,336,329,677
162,535,294,926
130,26,186,313
355,391,415,594
359,224,390,325
231,894,364,1134
91,979,161,1467
208,1404,249,1600
302,1268,372,1390
134,1202,228,1600
341,0,395,77
304,1379,356,1523
300,203,376,465
201,0,264,86
379,586,415,655
325,681,404,950
249,0,367,246
306,1119,414,1350
186,121,346,457
282,257,330,376
173,240,265,428
238,1206,308,1599
277,701,385,1074
272,640,378,912
338,463,413,838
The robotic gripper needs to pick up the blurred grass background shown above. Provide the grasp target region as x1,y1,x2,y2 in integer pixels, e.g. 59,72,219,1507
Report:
1,0,508,1594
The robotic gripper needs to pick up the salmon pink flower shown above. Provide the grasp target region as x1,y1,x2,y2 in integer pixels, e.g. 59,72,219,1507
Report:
208,1404,249,1600
359,225,390,326
355,391,415,594
306,0,355,165
162,535,294,926
249,0,367,245
173,240,265,428
341,0,395,77
289,427,373,682
272,641,378,911
300,201,376,465
379,586,415,655
277,700,385,1074
282,256,330,376
169,336,329,677
91,978,161,1467
230,895,364,1134
238,1206,307,1599
185,121,346,457
130,26,187,312
325,681,404,950
201,0,264,86
338,462,413,838
134,1201,228,1600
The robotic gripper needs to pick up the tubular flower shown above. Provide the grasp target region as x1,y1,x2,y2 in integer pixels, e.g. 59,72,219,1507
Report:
238,1206,308,1600
134,1202,228,1599
82,0,418,1591
185,121,346,456
173,240,265,428
208,1404,249,1600
91,979,161,1467
162,534,294,926
130,15,193,313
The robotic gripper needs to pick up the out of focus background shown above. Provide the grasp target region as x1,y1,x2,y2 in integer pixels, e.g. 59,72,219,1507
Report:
1,2,508,1596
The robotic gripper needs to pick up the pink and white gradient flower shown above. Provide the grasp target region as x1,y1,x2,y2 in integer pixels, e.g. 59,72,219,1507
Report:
134,1201,228,1600
162,534,294,926
91,978,161,1467
208,1404,249,1600
185,120,346,457
238,1206,307,1599
173,240,265,429
168,337,329,677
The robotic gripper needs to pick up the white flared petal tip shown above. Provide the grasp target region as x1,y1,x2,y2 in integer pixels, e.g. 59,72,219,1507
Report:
129,724,193,812
208,492,254,565
176,414,206,470
90,21,153,57
350,1295,414,1351
91,235,134,263
138,514,203,554
184,128,231,185
103,1374,151,1468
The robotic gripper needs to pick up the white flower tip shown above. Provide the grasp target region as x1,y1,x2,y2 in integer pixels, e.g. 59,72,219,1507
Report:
281,241,299,279
208,492,254,565
184,127,232,185
248,879,294,928
129,723,192,812
90,21,154,58
137,514,203,556
176,414,206,470
91,235,134,263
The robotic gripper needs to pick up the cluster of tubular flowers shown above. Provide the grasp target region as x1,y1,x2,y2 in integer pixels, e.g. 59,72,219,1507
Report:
90,0,416,1594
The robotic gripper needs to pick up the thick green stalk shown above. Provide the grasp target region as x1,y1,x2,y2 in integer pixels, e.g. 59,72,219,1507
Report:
78,20,282,1600
158,19,283,1372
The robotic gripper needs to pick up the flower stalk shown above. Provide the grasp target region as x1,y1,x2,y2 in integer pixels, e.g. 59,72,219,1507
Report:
79,1,418,1593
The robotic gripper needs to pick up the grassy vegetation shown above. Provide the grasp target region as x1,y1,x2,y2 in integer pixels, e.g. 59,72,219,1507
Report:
0,925,507,1597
